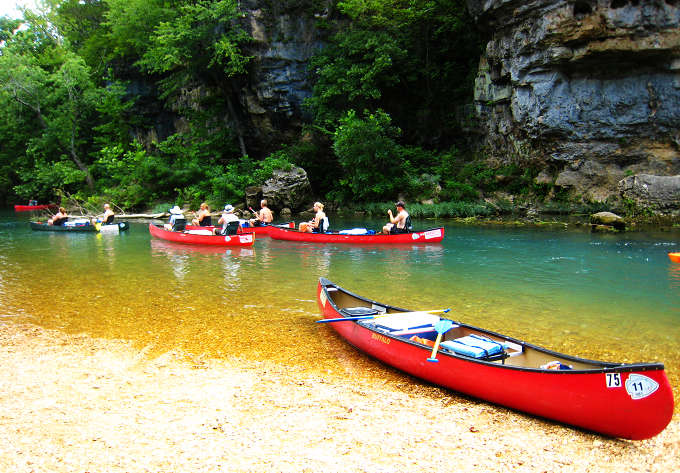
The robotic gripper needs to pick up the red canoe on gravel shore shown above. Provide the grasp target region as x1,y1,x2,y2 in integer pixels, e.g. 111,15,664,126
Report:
269,226,445,244
148,223,255,246
316,278,673,440
14,203,58,212
185,221,294,236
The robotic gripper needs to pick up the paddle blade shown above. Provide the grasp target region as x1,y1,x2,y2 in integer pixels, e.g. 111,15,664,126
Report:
434,320,454,334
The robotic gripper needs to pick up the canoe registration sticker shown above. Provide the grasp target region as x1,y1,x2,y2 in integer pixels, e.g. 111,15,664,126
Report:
423,229,442,240
625,374,659,400
239,234,254,244
319,290,327,308
605,373,622,388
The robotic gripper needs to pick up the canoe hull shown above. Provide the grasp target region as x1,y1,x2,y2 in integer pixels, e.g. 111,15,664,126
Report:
316,279,674,439
669,252,680,263
15,204,57,212
30,221,129,233
271,227,444,244
30,222,96,232
148,223,255,246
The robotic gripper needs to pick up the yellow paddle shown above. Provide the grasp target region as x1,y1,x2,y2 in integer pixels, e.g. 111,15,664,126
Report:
427,319,455,363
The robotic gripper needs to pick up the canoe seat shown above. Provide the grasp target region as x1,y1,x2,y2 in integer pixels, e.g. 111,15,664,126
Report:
341,307,380,317
440,334,508,361
374,312,440,332
172,218,186,232
223,221,240,235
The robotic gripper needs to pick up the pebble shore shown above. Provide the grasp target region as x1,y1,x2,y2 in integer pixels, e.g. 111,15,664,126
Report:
1,322,677,472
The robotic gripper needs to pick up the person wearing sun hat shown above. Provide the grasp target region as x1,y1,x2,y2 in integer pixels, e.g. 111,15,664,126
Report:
215,204,240,235
164,205,186,231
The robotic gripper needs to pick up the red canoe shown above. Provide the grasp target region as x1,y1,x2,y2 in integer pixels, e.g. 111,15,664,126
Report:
14,203,58,212
270,226,444,244
669,252,680,263
185,221,294,236
316,278,674,439
148,223,255,246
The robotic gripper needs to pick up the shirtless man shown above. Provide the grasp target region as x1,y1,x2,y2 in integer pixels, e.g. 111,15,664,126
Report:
249,199,273,226
382,201,410,234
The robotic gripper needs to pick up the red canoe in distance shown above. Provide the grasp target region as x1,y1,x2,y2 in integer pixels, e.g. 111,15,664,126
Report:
668,252,680,263
184,222,294,236
148,223,255,246
269,226,445,244
316,278,674,440
14,203,58,212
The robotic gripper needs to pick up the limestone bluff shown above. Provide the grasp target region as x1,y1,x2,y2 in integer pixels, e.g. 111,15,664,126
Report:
466,0,680,210
178,1,679,213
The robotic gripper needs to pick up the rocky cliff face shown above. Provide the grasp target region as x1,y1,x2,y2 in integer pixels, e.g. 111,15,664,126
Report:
238,1,333,156
467,0,680,206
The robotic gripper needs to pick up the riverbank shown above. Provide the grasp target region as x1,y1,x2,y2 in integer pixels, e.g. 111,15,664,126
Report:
1,322,677,472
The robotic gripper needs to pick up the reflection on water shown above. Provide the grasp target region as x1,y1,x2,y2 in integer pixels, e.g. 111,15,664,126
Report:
669,263,680,290
1,214,679,408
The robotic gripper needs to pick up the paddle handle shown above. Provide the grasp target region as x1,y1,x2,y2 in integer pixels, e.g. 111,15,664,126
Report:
316,315,376,323
316,308,450,324
374,308,450,319
427,332,444,363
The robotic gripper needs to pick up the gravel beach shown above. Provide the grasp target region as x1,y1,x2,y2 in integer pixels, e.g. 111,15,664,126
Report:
1,322,678,472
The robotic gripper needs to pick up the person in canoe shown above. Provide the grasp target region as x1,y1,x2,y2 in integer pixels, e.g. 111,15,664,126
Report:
191,202,212,227
382,201,412,234
48,207,68,226
164,206,186,231
214,204,241,235
299,202,329,233
96,203,115,224
249,199,274,227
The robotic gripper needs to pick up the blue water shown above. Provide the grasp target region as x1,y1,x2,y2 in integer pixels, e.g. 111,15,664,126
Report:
1,210,678,404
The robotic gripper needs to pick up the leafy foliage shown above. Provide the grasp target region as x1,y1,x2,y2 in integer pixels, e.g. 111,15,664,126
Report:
0,0,497,213
332,109,404,201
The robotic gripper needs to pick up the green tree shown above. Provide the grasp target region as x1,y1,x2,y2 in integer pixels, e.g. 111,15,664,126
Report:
308,0,480,145
0,14,135,201
332,109,404,201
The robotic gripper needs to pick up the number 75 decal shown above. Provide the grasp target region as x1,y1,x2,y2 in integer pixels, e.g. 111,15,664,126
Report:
606,373,622,388
606,372,659,400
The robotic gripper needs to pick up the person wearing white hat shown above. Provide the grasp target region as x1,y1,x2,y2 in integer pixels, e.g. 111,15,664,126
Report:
164,205,186,231
215,204,240,235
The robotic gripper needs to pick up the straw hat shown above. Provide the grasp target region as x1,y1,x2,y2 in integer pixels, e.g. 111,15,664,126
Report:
169,205,183,215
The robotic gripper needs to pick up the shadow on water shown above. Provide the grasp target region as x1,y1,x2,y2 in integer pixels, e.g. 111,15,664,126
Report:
1,213,679,408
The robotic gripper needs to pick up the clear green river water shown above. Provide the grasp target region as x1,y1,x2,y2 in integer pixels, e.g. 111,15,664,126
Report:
2,210,679,408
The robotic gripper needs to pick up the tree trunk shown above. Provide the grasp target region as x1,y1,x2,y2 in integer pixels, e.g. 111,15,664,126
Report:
70,129,94,190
